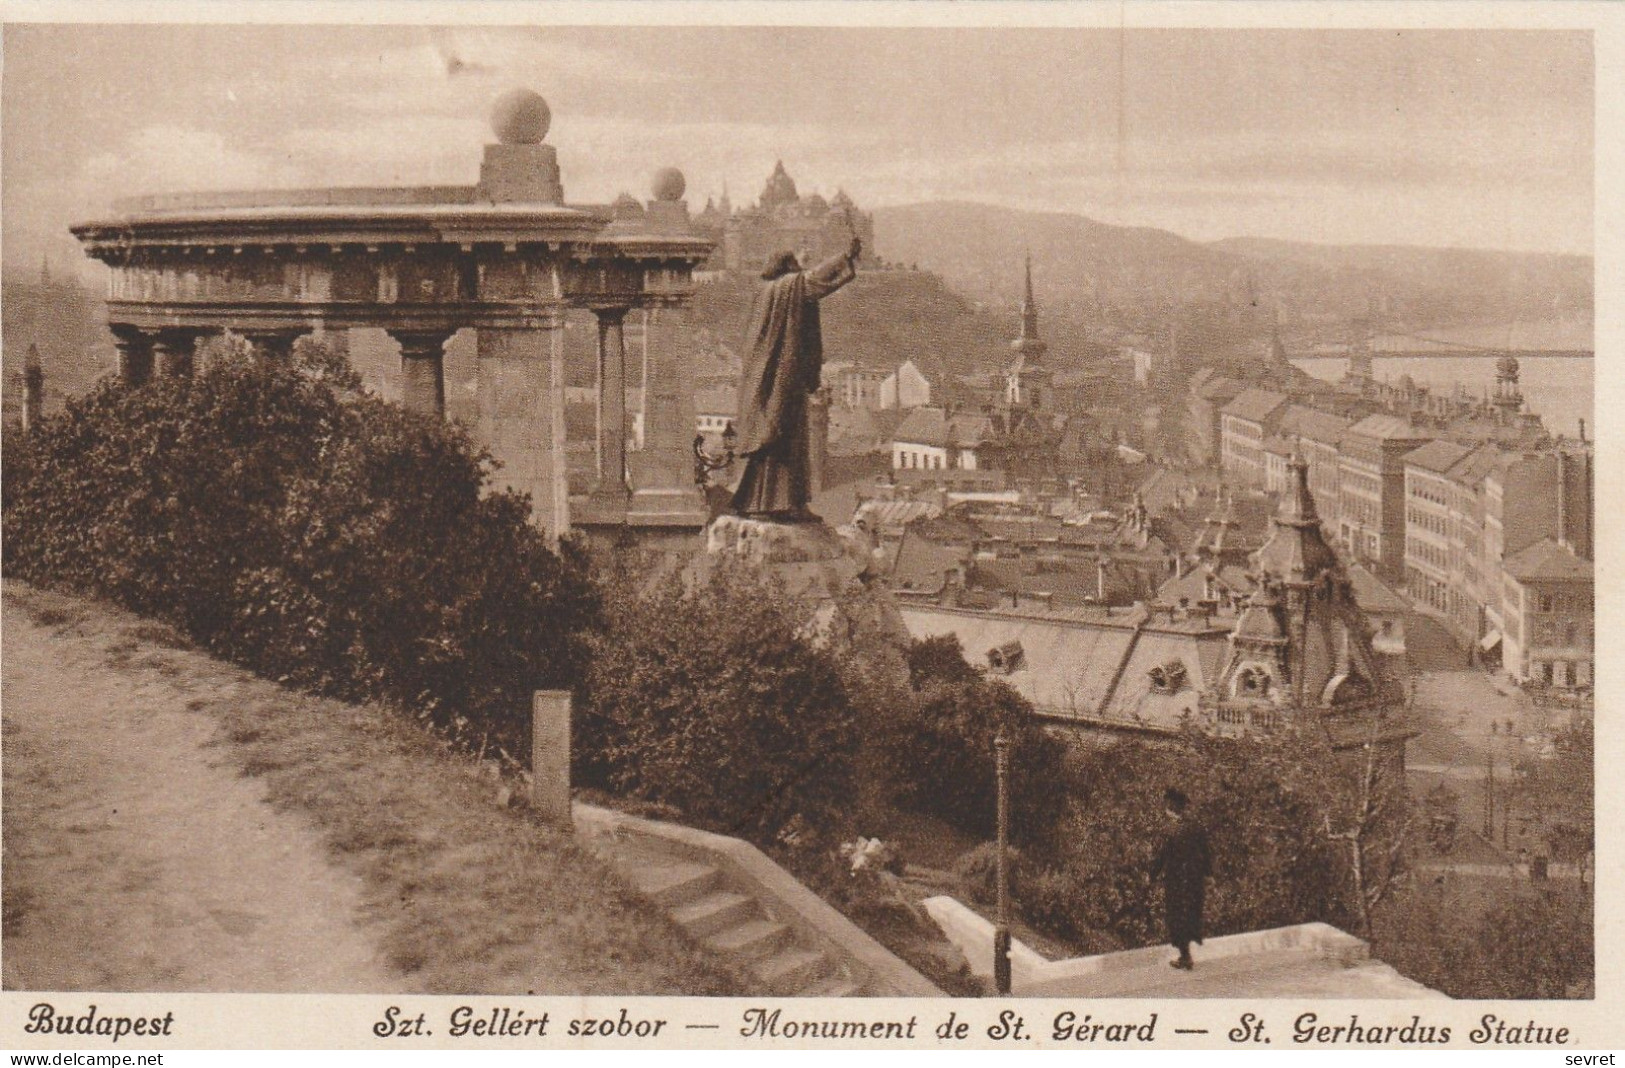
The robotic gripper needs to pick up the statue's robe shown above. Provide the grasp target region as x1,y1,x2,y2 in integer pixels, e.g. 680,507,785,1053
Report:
1152,817,1212,951
730,252,856,518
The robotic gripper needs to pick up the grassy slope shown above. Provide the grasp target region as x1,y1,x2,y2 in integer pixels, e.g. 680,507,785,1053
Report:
2,582,743,996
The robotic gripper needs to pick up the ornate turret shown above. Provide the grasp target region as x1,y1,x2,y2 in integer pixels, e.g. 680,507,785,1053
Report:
1203,452,1409,756
1252,453,1338,587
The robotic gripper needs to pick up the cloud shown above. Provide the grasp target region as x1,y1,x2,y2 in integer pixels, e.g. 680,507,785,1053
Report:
82,125,289,197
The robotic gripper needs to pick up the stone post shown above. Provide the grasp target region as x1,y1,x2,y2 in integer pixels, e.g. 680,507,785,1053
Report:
111,326,155,387
590,306,632,513
153,329,200,379
531,689,572,827
391,329,453,417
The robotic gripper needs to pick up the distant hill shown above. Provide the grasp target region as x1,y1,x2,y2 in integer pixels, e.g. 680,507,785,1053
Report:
686,267,1100,385
2,278,114,421
874,201,1593,335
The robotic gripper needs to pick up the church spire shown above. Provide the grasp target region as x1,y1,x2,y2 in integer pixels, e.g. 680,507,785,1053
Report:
1019,253,1040,341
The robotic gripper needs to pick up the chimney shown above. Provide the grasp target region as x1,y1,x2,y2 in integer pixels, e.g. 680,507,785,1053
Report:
1556,451,1570,551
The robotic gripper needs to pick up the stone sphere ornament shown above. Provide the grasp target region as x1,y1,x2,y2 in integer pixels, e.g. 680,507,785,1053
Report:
651,166,687,202
490,89,551,145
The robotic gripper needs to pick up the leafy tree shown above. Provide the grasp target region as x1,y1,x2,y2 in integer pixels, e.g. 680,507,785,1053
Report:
1373,880,1593,999
574,560,861,845
867,634,1070,846
4,334,594,753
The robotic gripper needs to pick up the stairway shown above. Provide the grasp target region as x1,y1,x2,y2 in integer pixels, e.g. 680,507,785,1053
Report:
595,837,863,996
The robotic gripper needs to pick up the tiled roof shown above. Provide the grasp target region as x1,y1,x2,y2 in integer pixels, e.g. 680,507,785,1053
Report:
1505,537,1591,583
1346,562,1410,614
900,605,1227,728
1279,405,1352,446
1343,413,1428,443
1403,439,1472,475
1446,443,1504,488
889,532,967,593
893,406,996,448
1222,388,1289,423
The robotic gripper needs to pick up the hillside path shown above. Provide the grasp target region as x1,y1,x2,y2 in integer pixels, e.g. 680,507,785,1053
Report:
2,591,398,992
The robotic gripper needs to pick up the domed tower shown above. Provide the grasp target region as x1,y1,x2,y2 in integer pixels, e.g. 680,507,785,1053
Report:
1004,255,1053,410
1494,354,1524,420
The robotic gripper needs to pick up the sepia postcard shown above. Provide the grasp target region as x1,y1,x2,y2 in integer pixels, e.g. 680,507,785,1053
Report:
0,0,1617,1052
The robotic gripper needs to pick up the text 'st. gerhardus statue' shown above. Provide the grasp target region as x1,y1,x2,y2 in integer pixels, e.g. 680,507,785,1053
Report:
730,236,861,521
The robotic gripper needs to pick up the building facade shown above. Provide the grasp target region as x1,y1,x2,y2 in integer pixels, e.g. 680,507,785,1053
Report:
1220,389,1290,489
1500,538,1593,688
1337,415,1430,585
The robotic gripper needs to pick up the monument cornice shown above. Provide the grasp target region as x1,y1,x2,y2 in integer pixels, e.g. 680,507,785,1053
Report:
102,299,565,333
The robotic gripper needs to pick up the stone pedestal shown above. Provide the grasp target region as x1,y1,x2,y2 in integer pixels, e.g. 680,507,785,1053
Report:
476,325,565,541
477,142,564,204
697,515,908,646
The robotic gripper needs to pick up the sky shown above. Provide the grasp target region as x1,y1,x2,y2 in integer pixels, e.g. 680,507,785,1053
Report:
1,24,1594,281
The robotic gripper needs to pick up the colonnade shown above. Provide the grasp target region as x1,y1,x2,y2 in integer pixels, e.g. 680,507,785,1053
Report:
105,298,700,540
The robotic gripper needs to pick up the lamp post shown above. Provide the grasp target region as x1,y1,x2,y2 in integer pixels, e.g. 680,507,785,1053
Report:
993,726,1012,995
693,421,737,487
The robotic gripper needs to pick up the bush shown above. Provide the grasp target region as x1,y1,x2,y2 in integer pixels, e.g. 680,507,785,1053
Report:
1016,731,1353,951
1373,880,1593,998
574,560,862,845
870,634,1070,845
3,338,594,754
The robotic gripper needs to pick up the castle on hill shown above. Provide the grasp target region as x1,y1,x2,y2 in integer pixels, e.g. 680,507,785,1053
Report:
694,161,878,274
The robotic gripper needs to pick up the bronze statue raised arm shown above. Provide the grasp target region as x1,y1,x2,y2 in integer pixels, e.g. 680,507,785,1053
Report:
729,237,861,521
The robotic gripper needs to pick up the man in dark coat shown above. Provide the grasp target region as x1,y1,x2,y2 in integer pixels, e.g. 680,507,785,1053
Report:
730,237,861,520
1150,786,1212,970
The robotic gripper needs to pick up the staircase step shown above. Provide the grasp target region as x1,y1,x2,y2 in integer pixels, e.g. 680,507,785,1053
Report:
755,946,832,994
670,891,756,938
631,860,721,908
706,919,792,961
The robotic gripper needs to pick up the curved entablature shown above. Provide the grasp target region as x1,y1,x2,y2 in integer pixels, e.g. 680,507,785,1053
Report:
70,88,720,541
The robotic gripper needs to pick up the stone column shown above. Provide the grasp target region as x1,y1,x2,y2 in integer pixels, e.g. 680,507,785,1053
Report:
629,302,709,528
389,329,453,417
153,329,200,379
21,346,43,433
110,326,155,387
475,320,565,540
241,329,305,361
808,386,831,494
589,306,631,514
